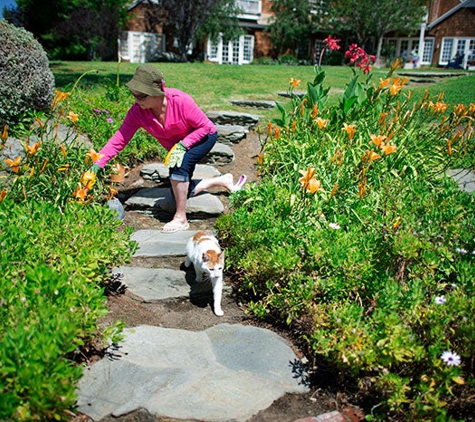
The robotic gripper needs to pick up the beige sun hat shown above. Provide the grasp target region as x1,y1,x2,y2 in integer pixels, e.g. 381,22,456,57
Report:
125,65,165,96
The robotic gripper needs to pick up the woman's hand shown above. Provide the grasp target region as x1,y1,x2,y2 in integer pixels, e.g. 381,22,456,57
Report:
164,142,187,168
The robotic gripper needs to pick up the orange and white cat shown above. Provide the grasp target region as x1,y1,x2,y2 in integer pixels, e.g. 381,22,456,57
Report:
185,231,225,316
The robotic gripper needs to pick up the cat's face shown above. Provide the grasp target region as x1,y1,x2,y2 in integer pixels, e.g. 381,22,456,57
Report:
202,250,224,279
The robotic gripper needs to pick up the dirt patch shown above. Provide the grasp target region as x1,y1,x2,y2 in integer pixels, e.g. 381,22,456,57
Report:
84,131,362,422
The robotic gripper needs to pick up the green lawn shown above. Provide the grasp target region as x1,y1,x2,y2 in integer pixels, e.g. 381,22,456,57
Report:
50,61,475,123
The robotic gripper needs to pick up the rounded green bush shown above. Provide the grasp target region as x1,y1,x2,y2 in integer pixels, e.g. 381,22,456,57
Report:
0,20,54,128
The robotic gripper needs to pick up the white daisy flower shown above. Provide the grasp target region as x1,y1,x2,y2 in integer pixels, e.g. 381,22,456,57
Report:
456,248,468,254
441,350,461,366
434,295,446,305
329,223,341,230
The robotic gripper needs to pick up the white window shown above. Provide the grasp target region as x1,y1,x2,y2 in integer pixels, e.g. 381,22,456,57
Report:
206,34,254,65
440,37,475,68
422,39,434,63
118,31,165,63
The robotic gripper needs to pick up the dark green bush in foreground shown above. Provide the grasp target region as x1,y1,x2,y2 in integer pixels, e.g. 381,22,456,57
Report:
0,21,55,128
217,61,475,420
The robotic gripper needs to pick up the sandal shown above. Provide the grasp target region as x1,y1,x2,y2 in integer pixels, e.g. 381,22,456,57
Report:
231,174,247,192
161,221,190,233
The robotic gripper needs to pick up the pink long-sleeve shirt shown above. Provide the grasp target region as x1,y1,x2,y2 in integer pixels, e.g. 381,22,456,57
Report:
95,87,217,168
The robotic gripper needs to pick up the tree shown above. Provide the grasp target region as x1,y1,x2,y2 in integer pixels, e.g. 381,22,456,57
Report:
156,0,242,59
328,0,427,62
10,0,129,60
267,0,319,58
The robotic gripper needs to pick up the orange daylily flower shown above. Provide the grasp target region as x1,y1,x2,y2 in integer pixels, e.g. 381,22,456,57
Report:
379,78,390,89
389,83,403,96
257,153,264,165
358,179,367,197
0,188,7,202
342,123,356,140
306,177,324,194
453,104,467,117
290,77,301,89
26,141,41,156
311,104,319,118
40,159,49,173
364,150,381,163
73,185,89,202
80,170,96,190
52,90,70,108
86,148,104,164
468,103,475,116
4,156,21,173
67,111,79,122
292,121,297,132
299,167,316,189
370,134,387,147
267,122,273,135
1,125,7,141
274,127,281,139
381,144,397,155
315,117,329,129
60,144,68,158
429,101,448,114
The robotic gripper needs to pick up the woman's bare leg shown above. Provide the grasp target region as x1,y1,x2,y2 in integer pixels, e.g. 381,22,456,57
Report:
194,173,237,196
162,179,189,232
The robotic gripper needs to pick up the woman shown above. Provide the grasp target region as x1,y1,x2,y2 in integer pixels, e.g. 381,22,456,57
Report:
92,65,246,233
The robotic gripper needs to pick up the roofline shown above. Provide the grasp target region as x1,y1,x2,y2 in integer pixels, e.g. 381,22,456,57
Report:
427,0,475,30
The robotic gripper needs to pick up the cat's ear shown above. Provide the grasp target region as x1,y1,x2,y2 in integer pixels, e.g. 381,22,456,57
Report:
202,252,209,262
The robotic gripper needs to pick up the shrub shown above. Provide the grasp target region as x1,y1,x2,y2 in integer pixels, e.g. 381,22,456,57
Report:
217,54,475,420
0,21,55,128
0,75,136,420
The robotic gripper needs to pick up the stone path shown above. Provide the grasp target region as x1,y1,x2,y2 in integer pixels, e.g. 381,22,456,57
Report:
75,111,313,422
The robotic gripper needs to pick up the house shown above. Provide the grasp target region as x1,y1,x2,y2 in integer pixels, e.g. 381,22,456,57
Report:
383,0,475,69
119,0,165,63
119,0,274,64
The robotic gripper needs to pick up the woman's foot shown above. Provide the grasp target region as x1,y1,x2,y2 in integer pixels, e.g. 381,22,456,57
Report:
161,219,190,233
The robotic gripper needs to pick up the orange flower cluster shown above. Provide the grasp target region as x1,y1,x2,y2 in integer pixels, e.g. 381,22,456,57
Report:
298,167,324,194
379,76,408,96
370,134,397,156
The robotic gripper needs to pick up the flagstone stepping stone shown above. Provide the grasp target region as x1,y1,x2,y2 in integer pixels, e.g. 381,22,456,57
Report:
448,169,475,194
207,110,260,128
140,163,221,183
112,266,232,302
230,99,276,109
203,142,235,164
215,123,249,144
278,90,306,98
76,324,309,422
125,188,224,216
131,229,198,257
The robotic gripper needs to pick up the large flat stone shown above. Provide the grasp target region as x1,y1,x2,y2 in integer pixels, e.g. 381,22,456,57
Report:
125,188,224,215
76,324,309,422
131,229,199,257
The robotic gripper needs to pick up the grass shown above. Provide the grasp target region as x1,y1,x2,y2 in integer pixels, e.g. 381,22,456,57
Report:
50,61,475,125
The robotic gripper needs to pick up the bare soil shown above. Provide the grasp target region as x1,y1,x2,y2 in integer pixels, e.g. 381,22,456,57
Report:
80,132,365,422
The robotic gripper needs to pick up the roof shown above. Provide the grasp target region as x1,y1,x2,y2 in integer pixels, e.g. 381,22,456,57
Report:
427,0,475,29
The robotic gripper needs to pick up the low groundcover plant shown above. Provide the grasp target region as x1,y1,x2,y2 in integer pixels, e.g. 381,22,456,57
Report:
217,39,475,420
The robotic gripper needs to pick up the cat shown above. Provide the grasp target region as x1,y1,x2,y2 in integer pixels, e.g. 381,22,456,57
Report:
185,231,225,316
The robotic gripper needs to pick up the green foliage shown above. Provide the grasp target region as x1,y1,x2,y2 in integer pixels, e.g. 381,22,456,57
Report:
0,21,54,128
267,0,317,58
14,0,130,61
0,72,136,420
217,62,475,420
0,199,135,421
